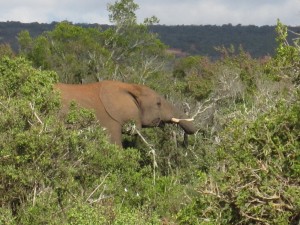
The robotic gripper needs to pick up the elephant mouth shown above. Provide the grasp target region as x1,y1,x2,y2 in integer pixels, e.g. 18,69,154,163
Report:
152,118,162,127
142,118,162,128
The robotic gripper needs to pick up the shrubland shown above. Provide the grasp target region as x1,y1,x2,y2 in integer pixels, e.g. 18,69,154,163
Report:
1,0,300,224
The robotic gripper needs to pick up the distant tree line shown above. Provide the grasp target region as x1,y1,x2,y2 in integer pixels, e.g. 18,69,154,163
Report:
1,21,300,59
151,24,277,58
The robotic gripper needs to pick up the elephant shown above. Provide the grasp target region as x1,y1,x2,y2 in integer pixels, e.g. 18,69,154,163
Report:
54,80,197,147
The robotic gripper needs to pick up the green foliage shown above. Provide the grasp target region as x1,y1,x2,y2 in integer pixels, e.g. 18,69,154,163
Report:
218,97,300,224
266,20,300,83
18,22,113,83
173,56,215,100
17,30,33,54
112,206,161,225
0,56,189,225
173,36,299,224
0,43,15,59
108,0,139,26
0,57,59,109
1,21,291,59
104,0,167,83
17,1,167,84
0,57,61,222
177,94,300,224
275,20,300,67
224,46,259,96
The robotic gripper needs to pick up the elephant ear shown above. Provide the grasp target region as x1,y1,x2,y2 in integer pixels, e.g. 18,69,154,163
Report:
99,82,141,124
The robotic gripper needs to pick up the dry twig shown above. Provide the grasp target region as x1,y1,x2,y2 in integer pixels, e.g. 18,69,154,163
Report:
29,102,43,125
86,173,110,203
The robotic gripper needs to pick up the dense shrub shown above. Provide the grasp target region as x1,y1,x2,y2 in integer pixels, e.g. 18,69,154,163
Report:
0,56,193,224
177,91,300,224
173,56,215,101
265,20,300,83
0,57,145,223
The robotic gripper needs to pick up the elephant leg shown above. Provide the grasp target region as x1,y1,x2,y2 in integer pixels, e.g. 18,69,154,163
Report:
106,123,123,147
106,121,141,147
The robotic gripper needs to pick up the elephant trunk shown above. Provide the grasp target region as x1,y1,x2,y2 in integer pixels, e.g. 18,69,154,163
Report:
162,100,197,135
176,118,197,134
170,114,197,134
170,115,196,148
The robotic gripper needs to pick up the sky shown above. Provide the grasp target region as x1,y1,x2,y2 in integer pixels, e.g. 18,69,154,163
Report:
0,0,300,26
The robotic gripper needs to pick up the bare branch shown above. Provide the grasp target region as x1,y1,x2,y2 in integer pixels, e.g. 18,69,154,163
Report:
192,98,214,119
86,173,110,203
29,102,43,125
132,124,157,185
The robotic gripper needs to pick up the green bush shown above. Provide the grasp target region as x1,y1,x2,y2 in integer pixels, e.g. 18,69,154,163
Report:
266,20,300,83
173,56,215,100
0,56,189,224
177,92,300,224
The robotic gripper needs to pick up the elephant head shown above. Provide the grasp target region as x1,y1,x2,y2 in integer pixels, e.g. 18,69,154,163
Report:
55,80,197,147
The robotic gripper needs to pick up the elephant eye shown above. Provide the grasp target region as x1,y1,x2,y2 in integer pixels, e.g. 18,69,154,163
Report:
156,97,162,107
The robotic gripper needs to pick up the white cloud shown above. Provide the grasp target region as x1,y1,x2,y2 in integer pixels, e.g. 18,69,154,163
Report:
136,0,300,26
0,7,48,23
0,0,299,26
0,0,109,23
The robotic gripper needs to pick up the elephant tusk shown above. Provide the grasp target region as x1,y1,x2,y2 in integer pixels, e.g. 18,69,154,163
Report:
171,118,194,123
171,118,180,123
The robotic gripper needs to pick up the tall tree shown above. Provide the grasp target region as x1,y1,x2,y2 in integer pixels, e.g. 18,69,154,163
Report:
18,22,113,83
104,0,167,83
17,0,167,84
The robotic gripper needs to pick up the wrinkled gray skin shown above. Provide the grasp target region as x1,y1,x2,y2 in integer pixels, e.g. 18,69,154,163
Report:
55,80,197,147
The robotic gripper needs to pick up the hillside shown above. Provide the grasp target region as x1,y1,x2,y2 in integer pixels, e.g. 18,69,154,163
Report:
1,21,299,58
151,24,278,58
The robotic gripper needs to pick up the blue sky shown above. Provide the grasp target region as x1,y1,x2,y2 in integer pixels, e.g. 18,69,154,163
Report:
1,0,299,26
